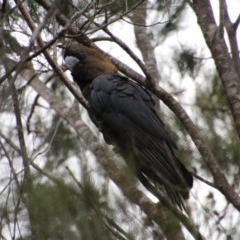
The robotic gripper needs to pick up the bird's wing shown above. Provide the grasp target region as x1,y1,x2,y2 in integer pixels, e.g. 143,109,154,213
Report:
88,74,193,206
89,74,176,148
89,74,190,182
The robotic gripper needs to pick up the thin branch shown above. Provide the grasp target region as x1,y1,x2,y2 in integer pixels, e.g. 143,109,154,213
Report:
66,0,145,36
14,0,90,110
222,0,240,78
107,54,146,82
7,74,31,190
0,141,21,189
26,94,40,134
130,2,160,109
233,13,240,31
1,0,7,13
104,216,134,240
0,130,21,154
99,26,151,82
131,2,160,82
66,166,133,240
1,0,30,187
0,140,23,240
29,0,58,45
26,73,55,134
190,171,216,189
91,36,113,42
0,31,64,84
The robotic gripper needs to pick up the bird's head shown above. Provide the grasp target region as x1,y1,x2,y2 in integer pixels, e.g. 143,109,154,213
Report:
60,41,117,88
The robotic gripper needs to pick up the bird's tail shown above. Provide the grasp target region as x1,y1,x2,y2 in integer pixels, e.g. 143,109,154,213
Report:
136,147,193,210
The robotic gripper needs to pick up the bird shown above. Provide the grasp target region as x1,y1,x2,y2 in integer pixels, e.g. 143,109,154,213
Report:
62,41,193,209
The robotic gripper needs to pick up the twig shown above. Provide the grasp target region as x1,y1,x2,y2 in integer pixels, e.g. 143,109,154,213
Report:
130,2,160,109
8,75,31,188
0,31,64,84
190,171,216,189
100,27,153,82
67,166,133,240
15,0,90,109
0,141,21,189
0,130,21,154
233,13,240,31
222,0,240,77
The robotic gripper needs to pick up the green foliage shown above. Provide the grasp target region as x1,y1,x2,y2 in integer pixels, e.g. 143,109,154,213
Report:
100,0,143,14
26,183,80,240
45,115,79,167
196,74,240,170
150,0,186,43
173,47,202,78
24,176,115,240
56,1,75,18
3,30,25,54
25,0,42,24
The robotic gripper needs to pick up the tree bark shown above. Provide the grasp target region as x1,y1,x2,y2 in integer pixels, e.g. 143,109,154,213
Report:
192,0,240,140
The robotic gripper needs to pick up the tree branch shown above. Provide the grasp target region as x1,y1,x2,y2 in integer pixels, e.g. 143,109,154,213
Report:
14,0,89,109
131,3,160,84
191,0,240,140
130,3,161,110
222,0,240,77
152,83,240,211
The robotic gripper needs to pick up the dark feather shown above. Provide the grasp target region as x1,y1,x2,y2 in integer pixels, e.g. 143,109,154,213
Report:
63,42,193,209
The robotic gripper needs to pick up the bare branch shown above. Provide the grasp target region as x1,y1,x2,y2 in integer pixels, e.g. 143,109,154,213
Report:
190,171,216,189
233,13,240,30
130,2,160,109
0,31,63,84
222,0,240,77
2,24,31,191
8,77,32,185
0,130,21,154
99,27,150,82
131,3,160,83
192,0,240,140
13,0,90,109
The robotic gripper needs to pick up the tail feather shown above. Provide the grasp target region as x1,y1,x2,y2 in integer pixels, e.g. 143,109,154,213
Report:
136,146,193,209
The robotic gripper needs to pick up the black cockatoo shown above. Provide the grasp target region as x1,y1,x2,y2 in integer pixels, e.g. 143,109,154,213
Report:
62,41,193,209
